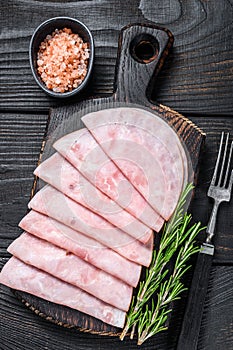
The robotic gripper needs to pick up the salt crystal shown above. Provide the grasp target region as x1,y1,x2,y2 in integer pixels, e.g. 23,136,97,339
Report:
60,62,66,70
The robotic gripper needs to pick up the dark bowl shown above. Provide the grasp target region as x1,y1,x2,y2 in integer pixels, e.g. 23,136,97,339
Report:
29,17,94,98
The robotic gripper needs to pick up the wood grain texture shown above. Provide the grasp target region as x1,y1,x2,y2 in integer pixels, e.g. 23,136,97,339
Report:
0,0,233,348
0,113,48,258
177,248,214,350
188,116,233,264
0,0,233,113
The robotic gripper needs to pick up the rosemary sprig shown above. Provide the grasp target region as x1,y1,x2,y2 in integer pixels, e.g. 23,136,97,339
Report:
120,183,204,345
137,218,202,345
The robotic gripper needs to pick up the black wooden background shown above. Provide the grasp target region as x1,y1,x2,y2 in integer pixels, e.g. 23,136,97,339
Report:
0,1,233,349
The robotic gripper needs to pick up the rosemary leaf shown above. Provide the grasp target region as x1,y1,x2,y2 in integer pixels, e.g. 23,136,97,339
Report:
120,183,205,344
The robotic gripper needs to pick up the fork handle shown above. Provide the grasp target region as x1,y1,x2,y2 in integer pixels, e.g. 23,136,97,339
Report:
206,200,220,243
176,243,214,350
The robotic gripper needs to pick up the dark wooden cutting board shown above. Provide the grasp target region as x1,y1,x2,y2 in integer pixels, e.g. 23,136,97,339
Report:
14,23,205,335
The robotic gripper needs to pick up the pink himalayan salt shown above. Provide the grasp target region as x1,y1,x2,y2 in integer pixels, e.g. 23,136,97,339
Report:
37,28,90,93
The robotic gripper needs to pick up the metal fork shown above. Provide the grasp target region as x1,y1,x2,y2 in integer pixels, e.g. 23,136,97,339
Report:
177,132,233,350
206,132,233,243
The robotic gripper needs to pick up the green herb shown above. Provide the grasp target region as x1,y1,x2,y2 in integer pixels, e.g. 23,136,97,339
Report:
120,183,204,345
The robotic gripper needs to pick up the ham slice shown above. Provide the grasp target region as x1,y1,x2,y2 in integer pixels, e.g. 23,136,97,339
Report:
8,233,133,311
53,128,164,232
0,257,126,328
19,210,141,287
34,152,152,244
28,185,154,267
82,107,188,220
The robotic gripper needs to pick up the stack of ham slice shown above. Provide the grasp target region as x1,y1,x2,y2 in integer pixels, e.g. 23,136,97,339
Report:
0,107,189,329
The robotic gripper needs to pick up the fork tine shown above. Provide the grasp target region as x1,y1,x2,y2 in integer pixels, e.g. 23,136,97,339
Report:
217,132,229,186
228,169,233,191
223,140,233,187
211,132,224,186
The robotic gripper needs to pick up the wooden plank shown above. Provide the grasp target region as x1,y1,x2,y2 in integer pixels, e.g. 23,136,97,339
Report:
198,266,233,349
0,0,233,113
0,113,48,257
188,115,233,264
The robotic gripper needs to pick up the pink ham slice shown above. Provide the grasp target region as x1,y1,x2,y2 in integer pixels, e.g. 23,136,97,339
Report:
82,107,188,220
0,257,126,328
28,185,153,267
19,210,141,287
34,152,152,244
53,128,164,231
8,233,133,311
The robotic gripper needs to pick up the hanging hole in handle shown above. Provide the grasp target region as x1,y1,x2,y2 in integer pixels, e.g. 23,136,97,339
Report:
130,33,159,64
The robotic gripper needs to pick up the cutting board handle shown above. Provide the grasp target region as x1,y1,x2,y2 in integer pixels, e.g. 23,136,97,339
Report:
113,23,174,105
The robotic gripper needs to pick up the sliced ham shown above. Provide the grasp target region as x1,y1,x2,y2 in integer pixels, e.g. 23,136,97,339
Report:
8,233,133,311
53,128,164,231
0,257,126,328
19,211,141,287
28,185,154,267
82,107,188,220
34,152,152,244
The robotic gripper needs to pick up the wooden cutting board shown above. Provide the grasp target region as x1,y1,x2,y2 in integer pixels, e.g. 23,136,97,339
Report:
14,23,205,335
